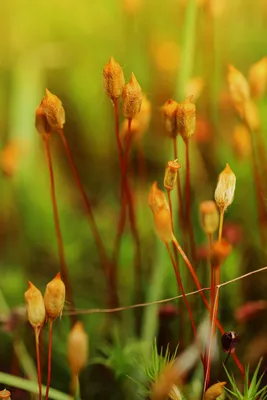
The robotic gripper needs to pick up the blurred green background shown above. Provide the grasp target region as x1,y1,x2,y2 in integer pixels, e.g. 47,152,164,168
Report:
0,0,267,399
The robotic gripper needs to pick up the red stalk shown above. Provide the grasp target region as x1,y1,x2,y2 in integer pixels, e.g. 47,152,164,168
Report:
172,236,245,377
165,243,204,365
34,328,42,400
173,137,184,235
45,320,53,400
58,129,119,309
43,136,76,325
184,139,196,262
112,114,142,330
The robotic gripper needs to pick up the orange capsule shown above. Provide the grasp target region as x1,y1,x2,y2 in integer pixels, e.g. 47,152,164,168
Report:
122,73,143,119
103,57,125,100
153,207,173,243
249,56,267,99
44,273,66,320
148,182,168,215
164,160,181,191
0,389,11,399
199,200,219,235
162,99,179,137
227,64,250,105
176,96,196,140
214,164,236,213
35,89,65,134
68,321,89,376
209,239,232,268
24,282,46,329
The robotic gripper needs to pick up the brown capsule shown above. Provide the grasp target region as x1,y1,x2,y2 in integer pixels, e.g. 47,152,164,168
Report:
68,321,89,376
227,65,250,106
242,99,260,132
204,382,227,400
148,182,168,215
162,99,178,137
44,273,66,320
103,57,125,100
214,163,236,213
0,141,23,178
122,73,143,119
232,124,251,159
209,239,232,268
154,207,173,244
122,0,142,15
35,89,65,134
199,200,219,235
24,282,46,330
136,94,151,136
176,96,196,140
249,56,267,99
152,40,180,73
0,390,11,399
185,77,204,101
164,159,181,191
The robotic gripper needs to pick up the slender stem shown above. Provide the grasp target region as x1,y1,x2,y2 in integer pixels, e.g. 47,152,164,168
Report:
45,320,53,400
185,139,196,262
173,137,184,235
167,189,180,271
204,232,213,380
43,135,76,325
126,119,142,331
165,243,204,365
203,286,220,396
34,328,42,400
113,116,142,331
58,129,119,309
137,141,147,185
218,210,224,242
250,132,267,246
167,190,174,233
171,236,245,377
58,129,109,264
113,98,124,171
112,99,128,265
208,210,224,384
173,137,185,347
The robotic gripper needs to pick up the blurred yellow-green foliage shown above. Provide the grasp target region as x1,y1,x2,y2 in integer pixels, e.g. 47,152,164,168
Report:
0,0,267,399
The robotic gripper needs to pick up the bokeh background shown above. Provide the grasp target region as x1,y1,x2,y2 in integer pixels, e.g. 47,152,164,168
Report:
0,0,267,399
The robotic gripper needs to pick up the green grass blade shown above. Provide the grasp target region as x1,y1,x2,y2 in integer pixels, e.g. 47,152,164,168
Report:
0,373,71,400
